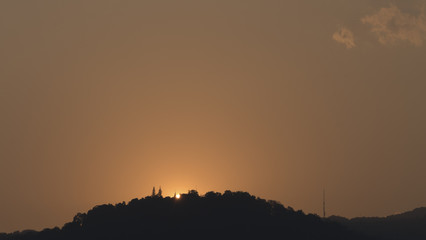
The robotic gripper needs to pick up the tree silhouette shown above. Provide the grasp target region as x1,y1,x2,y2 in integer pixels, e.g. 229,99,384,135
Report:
151,186,156,197
0,190,378,240
157,186,162,198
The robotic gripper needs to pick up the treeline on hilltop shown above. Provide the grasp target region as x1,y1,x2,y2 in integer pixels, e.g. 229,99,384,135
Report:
0,190,369,240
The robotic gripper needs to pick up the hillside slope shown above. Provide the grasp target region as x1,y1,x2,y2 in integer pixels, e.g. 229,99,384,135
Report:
328,207,426,240
1,190,370,240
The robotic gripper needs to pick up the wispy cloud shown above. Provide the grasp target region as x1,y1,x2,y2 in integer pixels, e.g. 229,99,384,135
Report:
361,4,426,46
332,27,356,49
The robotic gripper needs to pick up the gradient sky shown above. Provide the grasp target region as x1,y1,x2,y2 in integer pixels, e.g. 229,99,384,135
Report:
1,0,426,233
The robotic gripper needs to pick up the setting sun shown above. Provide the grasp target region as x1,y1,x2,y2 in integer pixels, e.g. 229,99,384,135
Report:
176,193,181,199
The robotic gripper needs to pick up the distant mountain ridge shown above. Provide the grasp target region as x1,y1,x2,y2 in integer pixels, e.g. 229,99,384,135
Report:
328,207,426,240
0,190,368,240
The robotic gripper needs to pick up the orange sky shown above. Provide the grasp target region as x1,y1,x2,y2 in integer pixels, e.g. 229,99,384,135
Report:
1,0,426,233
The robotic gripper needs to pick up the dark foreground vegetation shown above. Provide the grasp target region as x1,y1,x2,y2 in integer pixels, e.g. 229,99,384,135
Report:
328,207,426,240
1,190,373,240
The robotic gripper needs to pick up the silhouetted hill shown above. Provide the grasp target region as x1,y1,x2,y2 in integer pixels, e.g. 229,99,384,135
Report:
0,190,371,240
328,207,426,240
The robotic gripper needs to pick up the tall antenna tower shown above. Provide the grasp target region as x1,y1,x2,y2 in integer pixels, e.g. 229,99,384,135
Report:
323,189,326,218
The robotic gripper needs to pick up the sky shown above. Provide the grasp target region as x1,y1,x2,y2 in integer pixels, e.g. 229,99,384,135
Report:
1,0,426,233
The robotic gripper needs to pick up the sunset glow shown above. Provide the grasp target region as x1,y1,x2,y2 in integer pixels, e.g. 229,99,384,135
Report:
1,0,425,234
